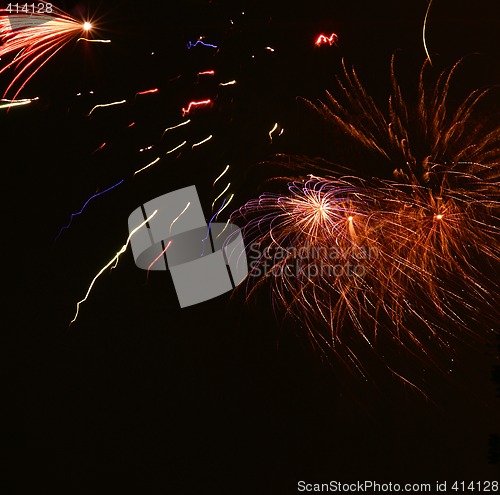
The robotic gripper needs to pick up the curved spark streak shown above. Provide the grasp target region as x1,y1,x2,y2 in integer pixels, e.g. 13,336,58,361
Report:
77,38,111,43
315,33,338,46
192,134,213,148
212,182,231,210
55,179,125,240
0,4,91,99
70,210,158,325
215,219,231,241
147,240,172,275
134,157,160,176
213,165,230,186
423,0,434,66
170,202,191,234
215,193,234,220
87,99,126,116
0,98,35,109
161,120,190,138
202,199,227,255
165,141,187,155
269,122,279,143
187,39,218,49
181,99,212,117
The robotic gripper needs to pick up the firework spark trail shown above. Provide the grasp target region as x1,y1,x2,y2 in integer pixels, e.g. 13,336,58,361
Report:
236,57,500,381
215,193,233,220
0,2,95,98
269,122,279,143
423,0,435,66
161,119,191,138
134,88,159,99
315,33,339,46
92,142,107,154
213,165,230,187
70,210,158,325
181,99,212,117
169,203,191,234
212,182,231,210
133,157,160,176
192,134,213,148
219,80,237,86
202,199,227,255
0,96,37,108
55,179,125,241
187,39,218,49
146,240,172,280
165,141,187,155
77,37,111,43
87,99,127,117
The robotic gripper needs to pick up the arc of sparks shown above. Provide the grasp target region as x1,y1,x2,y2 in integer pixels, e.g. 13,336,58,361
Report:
423,0,434,66
134,157,160,176
70,210,158,325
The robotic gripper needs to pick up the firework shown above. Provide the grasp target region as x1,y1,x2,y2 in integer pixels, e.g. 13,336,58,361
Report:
235,56,500,380
0,1,96,99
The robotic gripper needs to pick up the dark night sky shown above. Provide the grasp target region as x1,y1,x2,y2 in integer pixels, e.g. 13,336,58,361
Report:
3,0,500,492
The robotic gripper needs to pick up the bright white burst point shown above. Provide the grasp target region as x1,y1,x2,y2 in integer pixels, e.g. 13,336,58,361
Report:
83,22,92,31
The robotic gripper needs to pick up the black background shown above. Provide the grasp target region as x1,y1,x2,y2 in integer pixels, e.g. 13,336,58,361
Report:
3,0,500,492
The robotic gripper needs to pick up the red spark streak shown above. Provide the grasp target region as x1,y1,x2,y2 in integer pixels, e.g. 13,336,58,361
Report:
315,33,338,46
181,99,212,117
136,88,159,96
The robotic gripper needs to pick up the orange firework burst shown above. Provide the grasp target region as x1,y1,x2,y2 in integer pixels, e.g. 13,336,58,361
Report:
235,56,500,382
0,1,94,98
